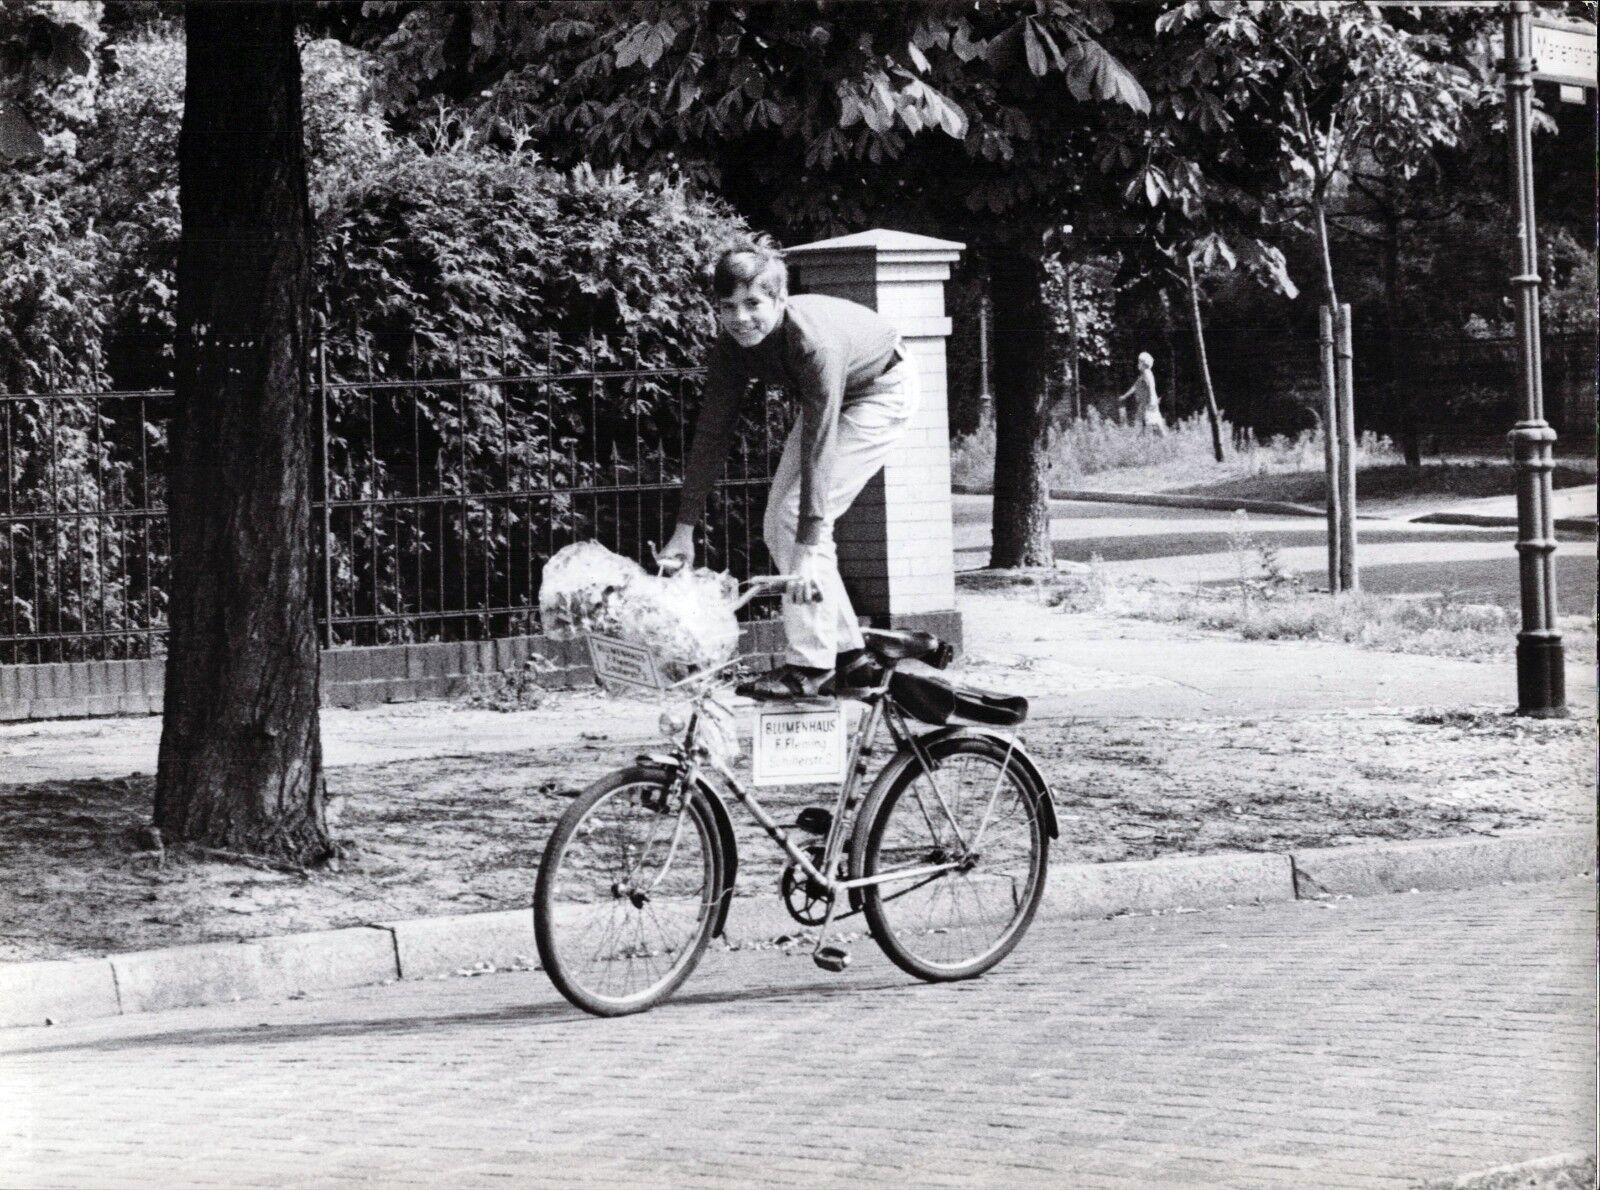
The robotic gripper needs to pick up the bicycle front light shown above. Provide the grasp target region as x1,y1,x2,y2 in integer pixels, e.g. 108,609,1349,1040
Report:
659,708,689,741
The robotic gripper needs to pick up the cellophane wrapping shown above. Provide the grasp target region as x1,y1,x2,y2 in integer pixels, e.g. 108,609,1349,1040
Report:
537,542,741,684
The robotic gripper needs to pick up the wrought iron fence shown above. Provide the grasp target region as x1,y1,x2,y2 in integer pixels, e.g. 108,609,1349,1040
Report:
1,347,789,664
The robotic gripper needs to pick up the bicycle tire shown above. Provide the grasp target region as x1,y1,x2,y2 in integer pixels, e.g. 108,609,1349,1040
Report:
852,734,1048,982
534,767,722,1016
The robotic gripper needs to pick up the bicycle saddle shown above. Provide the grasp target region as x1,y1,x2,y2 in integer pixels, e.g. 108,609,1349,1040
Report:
890,671,1029,727
860,628,954,668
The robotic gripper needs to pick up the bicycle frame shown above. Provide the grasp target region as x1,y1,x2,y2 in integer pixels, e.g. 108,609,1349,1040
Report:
541,576,1052,1010
657,673,998,956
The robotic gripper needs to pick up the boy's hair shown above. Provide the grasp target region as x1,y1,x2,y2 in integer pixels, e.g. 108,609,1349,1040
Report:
1137,351,1154,367
711,237,788,300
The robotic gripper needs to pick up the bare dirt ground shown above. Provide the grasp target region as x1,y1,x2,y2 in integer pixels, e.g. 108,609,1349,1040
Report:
2,700,1589,963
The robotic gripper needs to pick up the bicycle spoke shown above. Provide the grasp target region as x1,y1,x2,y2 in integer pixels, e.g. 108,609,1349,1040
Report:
537,778,718,1014
861,745,1045,979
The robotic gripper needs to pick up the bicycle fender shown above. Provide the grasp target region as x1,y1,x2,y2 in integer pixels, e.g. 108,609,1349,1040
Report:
634,758,740,938
883,728,1060,841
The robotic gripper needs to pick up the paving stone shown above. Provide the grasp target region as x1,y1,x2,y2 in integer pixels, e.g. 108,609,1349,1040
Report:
1,880,1590,1189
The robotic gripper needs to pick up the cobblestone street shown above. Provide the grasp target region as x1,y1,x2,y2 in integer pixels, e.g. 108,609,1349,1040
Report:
3,879,1592,1189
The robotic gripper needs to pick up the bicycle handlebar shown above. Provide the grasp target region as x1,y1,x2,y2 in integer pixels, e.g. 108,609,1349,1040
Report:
731,574,804,611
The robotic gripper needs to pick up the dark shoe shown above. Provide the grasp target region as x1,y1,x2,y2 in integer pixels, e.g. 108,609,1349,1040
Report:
737,664,832,700
832,650,882,692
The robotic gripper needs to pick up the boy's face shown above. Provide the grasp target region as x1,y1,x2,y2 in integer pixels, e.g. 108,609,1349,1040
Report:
716,282,784,348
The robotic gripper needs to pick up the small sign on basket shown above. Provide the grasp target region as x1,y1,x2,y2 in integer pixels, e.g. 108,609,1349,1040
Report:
752,705,847,787
586,634,663,693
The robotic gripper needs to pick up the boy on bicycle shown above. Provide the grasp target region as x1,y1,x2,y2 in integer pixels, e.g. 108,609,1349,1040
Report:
656,238,919,699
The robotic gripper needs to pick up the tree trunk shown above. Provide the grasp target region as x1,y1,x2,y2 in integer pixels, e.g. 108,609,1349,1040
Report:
1185,257,1225,463
1335,303,1359,592
1313,194,1351,591
1382,212,1420,468
156,0,330,863
1313,195,1339,313
1318,307,1342,593
988,246,1054,569
1062,262,1081,421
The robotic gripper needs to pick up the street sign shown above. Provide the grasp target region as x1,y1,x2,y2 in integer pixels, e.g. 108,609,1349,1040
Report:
586,634,663,692
1532,18,1597,88
752,705,847,787
1492,19,1598,89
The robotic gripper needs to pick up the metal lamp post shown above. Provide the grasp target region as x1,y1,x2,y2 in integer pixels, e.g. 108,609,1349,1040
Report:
977,289,995,427
1499,2,1585,718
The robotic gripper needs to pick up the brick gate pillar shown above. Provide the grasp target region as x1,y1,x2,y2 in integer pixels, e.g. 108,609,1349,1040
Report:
785,229,964,649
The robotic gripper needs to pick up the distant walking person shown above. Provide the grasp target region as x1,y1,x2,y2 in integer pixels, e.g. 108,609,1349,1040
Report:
1119,351,1166,435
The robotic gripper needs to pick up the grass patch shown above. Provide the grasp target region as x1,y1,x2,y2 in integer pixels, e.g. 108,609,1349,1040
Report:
950,413,1595,507
951,411,1398,495
1175,460,1597,507
1036,512,1597,663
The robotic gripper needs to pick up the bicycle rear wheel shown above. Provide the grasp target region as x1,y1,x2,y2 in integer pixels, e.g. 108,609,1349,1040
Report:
534,767,722,1016
853,735,1047,981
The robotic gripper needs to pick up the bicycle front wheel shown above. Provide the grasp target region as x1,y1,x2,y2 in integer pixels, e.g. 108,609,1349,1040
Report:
534,767,722,1016
853,735,1047,981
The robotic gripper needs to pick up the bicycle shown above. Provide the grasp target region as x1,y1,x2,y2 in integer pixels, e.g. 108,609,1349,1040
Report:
533,575,1060,1017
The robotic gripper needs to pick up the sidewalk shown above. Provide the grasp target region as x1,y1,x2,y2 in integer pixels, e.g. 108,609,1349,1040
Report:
4,878,1592,1189
1049,482,1599,528
2,587,1593,786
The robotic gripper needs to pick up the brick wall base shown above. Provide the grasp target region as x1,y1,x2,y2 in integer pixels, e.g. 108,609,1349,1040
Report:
0,619,790,722
0,610,969,723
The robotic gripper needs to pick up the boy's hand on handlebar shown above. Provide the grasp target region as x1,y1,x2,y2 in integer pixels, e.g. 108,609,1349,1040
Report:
655,524,695,576
787,544,825,605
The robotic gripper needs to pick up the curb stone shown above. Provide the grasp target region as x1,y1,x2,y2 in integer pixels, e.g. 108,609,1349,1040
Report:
1410,511,1596,536
1047,851,1294,918
258,926,400,999
109,940,270,1016
952,484,1334,519
1049,488,1331,518
0,828,1592,1030
1415,1151,1597,1190
1291,831,1597,899
0,958,118,1027
955,484,1598,534
379,910,535,981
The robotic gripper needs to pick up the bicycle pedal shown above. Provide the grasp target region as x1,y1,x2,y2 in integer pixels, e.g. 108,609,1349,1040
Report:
813,945,851,973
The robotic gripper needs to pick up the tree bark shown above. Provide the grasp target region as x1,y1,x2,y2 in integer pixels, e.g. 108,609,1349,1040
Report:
1382,212,1420,468
1062,262,1081,422
1313,193,1352,591
988,246,1054,569
156,0,330,863
1313,194,1339,312
1185,257,1225,463
1318,306,1342,593
1335,302,1359,592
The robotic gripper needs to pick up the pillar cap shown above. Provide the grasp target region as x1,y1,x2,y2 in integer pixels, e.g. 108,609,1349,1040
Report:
786,229,965,261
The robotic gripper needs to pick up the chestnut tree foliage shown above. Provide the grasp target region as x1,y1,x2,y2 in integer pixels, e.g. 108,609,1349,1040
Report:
348,0,1153,566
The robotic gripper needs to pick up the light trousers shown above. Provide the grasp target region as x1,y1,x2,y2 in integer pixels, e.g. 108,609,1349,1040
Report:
763,355,921,669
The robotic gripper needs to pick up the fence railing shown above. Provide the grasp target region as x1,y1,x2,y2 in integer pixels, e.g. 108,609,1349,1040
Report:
1,353,789,664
